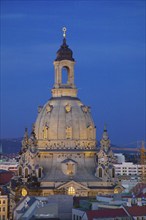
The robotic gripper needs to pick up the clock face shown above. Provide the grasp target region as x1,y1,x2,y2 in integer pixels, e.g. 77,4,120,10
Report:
21,188,27,197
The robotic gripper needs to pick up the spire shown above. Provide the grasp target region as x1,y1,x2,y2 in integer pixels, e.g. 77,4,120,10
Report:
55,27,74,61
100,125,111,151
29,124,37,147
24,128,28,142
21,128,29,151
102,123,109,140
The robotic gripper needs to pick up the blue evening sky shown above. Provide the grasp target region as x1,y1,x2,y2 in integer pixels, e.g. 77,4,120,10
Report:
1,0,145,147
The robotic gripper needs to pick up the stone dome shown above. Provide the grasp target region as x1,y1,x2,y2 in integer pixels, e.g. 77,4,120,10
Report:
34,34,96,150
34,96,96,150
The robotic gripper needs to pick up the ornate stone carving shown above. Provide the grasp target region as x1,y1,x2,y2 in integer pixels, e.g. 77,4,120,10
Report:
61,159,77,176
81,105,88,113
65,103,71,112
66,127,72,139
46,104,53,113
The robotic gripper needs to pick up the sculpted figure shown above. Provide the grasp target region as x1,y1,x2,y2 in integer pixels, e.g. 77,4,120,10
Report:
65,103,71,112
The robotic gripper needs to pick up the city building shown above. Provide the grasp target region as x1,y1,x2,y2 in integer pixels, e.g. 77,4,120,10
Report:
0,145,18,174
72,194,146,220
0,187,8,220
0,162,18,173
13,195,73,220
130,182,146,197
125,205,146,219
72,208,130,220
0,170,14,186
10,29,123,206
114,162,146,177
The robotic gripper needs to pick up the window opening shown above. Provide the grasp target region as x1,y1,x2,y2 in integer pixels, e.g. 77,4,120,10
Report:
19,166,22,176
62,67,69,85
38,168,42,178
99,168,102,178
68,186,75,195
25,168,28,178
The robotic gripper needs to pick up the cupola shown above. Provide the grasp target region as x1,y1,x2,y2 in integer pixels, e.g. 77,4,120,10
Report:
55,35,74,61
52,27,77,97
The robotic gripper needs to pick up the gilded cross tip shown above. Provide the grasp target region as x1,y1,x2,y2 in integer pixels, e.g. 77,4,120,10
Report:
62,27,67,38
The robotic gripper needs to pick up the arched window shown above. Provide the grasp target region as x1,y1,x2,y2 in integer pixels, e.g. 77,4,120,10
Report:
38,167,42,178
62,67,69,84
99,168,102,178
18,166,22,176
68,186,75,195
112,168,115,178
25,168,29,178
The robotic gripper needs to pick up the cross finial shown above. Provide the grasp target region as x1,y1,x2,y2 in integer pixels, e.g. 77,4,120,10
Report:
62,27,67,38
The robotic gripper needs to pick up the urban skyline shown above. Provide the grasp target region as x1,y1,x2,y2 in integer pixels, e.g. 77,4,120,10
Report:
1,0,145,146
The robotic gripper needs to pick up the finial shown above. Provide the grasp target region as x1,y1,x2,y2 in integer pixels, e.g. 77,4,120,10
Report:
62,27,67,38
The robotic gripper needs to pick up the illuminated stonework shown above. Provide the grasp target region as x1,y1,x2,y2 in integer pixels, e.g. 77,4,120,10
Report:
65,103,71,112
21,188,27,197
11,30,123,202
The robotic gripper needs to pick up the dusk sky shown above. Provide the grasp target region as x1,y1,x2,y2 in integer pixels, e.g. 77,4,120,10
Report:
1,0,145,147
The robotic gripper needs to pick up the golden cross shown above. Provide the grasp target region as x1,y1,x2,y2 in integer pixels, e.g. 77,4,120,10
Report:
62,27,67,38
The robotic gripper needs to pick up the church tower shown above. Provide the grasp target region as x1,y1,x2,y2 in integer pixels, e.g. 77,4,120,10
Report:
11,28,122,202
95,126,116,182
52,27,77,98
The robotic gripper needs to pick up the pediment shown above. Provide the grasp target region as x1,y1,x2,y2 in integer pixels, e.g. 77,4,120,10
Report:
98,149,105,157
57,180,89,191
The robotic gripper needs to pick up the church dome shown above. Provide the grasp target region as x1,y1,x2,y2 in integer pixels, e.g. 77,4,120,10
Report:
34,96,96,150
34,28,96,150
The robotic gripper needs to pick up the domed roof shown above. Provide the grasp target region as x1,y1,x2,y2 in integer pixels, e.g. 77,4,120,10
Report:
34,30,96,150
55,38,74,61
34,97,96,150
